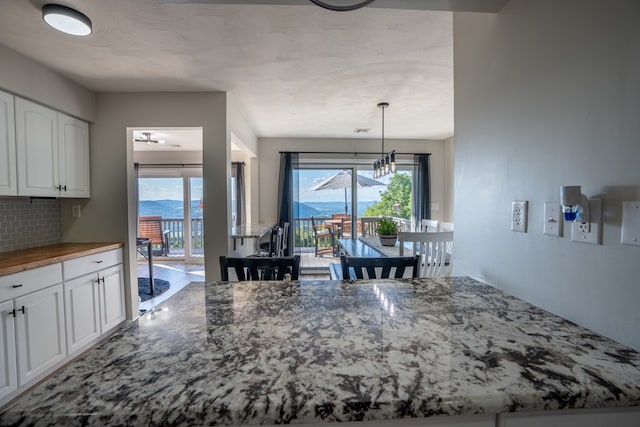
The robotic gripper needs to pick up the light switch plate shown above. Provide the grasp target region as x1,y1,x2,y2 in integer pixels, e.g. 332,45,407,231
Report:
543,202,562,236
621,201,640,246
571,198,601,245
511,200,528,232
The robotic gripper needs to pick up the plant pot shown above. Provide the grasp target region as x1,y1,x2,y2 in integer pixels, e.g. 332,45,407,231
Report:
379,234,397,246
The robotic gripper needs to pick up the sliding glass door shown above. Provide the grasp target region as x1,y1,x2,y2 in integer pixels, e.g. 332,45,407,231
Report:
137,168,203,263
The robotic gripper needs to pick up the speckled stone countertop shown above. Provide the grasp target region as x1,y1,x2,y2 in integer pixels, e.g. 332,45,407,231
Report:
1,277,639,426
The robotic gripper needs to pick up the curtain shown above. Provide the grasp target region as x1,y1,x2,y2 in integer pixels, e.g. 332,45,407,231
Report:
413,154,431,230
277,152,298,256
232,162,245,227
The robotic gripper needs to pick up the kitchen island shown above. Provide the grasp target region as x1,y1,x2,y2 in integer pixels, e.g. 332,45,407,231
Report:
0,277,638,426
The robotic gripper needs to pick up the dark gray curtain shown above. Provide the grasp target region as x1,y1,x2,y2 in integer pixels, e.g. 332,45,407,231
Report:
413,154,431,230
277,152,298,255
232,162,245,227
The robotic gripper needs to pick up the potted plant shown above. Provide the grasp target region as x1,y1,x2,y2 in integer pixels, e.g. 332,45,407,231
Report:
377,218,398,246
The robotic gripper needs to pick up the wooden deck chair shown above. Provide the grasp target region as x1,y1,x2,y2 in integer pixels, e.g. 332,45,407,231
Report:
138,216,170,256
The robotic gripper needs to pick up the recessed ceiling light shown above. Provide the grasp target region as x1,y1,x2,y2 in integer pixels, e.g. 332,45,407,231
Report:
42,4,92,36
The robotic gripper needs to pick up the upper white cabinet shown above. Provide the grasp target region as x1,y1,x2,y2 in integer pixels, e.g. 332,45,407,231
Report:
58,113,90,197
15,97,90,198
0,90,17,196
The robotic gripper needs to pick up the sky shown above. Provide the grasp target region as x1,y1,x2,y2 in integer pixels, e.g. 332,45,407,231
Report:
297,169,395,203
138,177,203,201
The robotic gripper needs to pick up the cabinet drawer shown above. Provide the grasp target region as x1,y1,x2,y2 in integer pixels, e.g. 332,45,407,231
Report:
0,264,62,302
63,248,123,280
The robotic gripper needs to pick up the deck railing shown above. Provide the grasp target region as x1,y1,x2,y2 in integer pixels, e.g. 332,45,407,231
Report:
161,218,204,250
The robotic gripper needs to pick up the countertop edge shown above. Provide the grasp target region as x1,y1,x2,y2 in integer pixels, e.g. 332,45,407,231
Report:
0,242,125,276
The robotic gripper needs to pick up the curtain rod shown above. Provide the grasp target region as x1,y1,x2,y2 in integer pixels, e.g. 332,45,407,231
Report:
135,163,203,168
278,151,430,155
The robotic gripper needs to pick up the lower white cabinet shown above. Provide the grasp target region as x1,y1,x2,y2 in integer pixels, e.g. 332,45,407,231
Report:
0,246,125,405
63,249,125,356
14,284,66,386
0,300,17,401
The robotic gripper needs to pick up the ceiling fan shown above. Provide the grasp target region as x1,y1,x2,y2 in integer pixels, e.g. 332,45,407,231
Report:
134,132,164,144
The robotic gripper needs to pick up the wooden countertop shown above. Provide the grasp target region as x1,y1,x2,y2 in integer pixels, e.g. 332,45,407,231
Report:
0,242,124,277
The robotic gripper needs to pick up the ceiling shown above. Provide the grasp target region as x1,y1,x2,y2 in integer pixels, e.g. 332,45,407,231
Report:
0,1,503,141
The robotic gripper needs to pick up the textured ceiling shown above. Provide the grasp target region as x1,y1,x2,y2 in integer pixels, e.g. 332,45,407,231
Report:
0,0,458,139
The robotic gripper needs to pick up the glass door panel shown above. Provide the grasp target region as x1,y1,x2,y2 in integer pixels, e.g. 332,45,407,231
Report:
188,177,204,262
138,177,184,258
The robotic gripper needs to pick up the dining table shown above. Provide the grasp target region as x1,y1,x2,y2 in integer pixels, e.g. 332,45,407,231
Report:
338,236,414,257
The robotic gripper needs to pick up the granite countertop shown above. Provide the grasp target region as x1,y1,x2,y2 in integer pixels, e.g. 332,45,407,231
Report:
0,242,124,276
1,277,639,426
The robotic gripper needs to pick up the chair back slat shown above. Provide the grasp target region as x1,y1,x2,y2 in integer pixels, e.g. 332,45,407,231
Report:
340,255,419,280
220,256,301,281
397,231,454,278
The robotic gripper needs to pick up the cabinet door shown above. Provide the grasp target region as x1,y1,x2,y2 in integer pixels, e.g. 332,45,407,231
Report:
64,275,100,355
0,300,17,401
99,265,125,333
0,90,17,196
14,284,66,386
15,98,59,197
57,113,90,198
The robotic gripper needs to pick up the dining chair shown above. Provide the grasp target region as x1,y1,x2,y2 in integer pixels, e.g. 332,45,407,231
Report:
258,225,283,257
420,219,439,232
397,231,454,278
359,217,391,237
340,255,419,280
438,222,454,232
311,216,336,257
219,255,300,281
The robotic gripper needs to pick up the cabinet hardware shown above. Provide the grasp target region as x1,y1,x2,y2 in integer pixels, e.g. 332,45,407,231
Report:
18,306,25,314
12,284,24,288
100,277,105,284
62,185,67,191
9,309,16,317
95,260,103,263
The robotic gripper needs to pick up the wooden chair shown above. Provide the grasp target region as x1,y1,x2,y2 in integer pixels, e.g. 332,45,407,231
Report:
340,255,419,280
219,255,300,281
359,217,391,237
420,219,439,232
138,216,170,256
311,216,336,257
398,231,454,278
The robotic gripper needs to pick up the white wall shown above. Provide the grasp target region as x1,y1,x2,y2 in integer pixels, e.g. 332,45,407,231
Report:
61,92,229,319
0,44,95,121
257,137,451,225
453,0,640,349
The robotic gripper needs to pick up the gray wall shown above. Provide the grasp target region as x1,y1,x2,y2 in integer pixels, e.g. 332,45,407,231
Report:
61,92,229,319
0,44,95,121
453,0,640,349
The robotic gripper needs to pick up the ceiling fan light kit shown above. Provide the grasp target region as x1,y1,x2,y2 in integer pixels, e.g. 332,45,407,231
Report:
134,132,165,144
309,0,376,12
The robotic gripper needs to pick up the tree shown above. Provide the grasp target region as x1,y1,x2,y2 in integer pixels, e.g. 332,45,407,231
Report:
363,173,412,219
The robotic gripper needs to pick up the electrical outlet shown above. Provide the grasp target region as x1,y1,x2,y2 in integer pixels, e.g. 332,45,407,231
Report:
621,201,640,246
511,200,528,232
543,202,562,236
571,198,601,245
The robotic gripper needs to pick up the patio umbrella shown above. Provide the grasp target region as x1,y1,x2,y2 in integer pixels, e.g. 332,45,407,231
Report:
309,170,385,215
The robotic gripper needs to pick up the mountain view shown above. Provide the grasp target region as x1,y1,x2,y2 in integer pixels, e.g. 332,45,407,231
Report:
140,200,375,219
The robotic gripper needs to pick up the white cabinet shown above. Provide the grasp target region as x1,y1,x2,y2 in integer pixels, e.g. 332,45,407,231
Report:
63,249,125,355
15,97,90,198
0,90,17,196
0,300,17,401
58,112,90,197
14,284,66,386
64,274,101,355
0,264,66,392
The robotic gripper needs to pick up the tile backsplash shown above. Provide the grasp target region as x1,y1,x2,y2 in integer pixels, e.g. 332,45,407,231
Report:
0,198,62,253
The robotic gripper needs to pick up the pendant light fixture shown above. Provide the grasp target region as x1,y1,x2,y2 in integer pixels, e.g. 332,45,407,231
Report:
373,102,395,179
309,0,377,12
42,4,92,36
